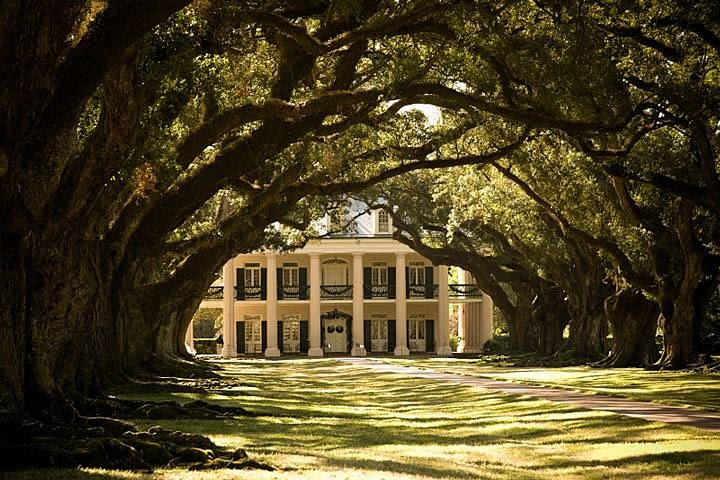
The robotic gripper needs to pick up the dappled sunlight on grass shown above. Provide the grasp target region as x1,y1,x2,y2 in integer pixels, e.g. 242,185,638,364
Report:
125,359,720,479
9,358,720,479
383,358,720,412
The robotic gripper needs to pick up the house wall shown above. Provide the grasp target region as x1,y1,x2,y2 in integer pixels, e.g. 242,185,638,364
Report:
205,238,491,357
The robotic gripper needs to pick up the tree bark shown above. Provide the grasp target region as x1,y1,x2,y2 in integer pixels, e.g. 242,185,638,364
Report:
506,284,538,352
566,309,608,361
532,286,568,356
597,288,660,367
655,200,709,368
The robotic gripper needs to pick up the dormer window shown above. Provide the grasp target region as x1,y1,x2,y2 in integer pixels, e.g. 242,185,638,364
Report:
377,210,390,233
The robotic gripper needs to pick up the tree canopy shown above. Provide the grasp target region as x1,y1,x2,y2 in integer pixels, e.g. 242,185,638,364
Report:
0,0,718,470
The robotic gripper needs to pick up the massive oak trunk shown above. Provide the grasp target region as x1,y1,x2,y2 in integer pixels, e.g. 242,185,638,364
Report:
655,201,710,368
567,309,608,361
532,288,568,357
563,260,611,361
506,284,538,352
598,288,660,367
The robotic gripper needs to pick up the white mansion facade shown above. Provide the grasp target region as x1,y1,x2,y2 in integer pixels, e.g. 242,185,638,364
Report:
199,208,493,357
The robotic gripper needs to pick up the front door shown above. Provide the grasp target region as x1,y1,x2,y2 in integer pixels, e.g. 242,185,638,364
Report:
283,319,300,353
324,317,347,353
245,320,263,354
408,319,426,352
371,319,388,352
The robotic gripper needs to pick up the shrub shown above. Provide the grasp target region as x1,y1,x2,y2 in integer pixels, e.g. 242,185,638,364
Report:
195,338,219,355
484,335,510,354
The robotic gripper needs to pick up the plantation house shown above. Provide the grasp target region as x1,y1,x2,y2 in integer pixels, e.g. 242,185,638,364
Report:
198,205,493,357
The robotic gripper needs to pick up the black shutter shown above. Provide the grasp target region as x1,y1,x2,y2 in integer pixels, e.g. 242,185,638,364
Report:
388,320,396,352
261,321,267,353
363,267,372,299
300,320,309,353
277,321,284,353
346,317,352,353
425,266,434,299
364,320,372,353
320,318,325,349
426,319,435,352
236,322,245,354
277,268,284,300
299,268,308,300
236,268,245,300
388,267,396,299
405,266,410,299
407,321,410,350
260,268,267,300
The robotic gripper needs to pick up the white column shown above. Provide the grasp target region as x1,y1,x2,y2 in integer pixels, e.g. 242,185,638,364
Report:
457,267,467,298
351,253,367,356
459,270,483,354
394,253,409,355
265,254,281,357
436,265,451,355
308,254,324,357
456,267,469,353
465,302,483,353
457,303,466,352
479,292,494,345
222,259,235,357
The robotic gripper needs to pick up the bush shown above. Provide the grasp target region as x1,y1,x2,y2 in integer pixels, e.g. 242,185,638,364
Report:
195,338,219,355
483,339,502,354
484,335,510,354
450,335,460,352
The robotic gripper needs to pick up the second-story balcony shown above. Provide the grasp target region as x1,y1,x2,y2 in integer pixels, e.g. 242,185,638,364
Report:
407,284,439,299
238,285,265,300
363,284,394,299
204,285,224,300
448,284,483,298
321,284,353,300
278,285,310,300
233,282,483,301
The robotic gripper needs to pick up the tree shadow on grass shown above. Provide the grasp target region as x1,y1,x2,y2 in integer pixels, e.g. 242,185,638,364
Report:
111,359,720,479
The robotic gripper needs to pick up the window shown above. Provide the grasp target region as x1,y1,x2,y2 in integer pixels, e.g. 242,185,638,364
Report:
283,263,299,286
245,263,261,286
244,315,262,353
322,258,349,285
283,315,300,353
408,262,425,285
371,262,387,285
377,210,390,233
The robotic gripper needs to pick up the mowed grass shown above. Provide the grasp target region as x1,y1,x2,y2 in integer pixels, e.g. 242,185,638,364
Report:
7,358,720,480
381,357,720,412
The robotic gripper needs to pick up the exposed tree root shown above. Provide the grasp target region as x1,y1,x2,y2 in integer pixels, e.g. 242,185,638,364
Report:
1,370,265,473
77,396,255,420
0,412,272,472
134,355,221,381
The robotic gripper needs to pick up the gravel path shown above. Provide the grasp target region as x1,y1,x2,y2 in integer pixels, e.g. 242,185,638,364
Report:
340,357,720,432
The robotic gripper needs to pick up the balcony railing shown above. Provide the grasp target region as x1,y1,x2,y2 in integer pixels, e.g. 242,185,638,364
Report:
204,286,224,300
364,284,395,299
242,285,265,299
278,285,310,300
321,284,353,299
407,284,439,299
448,283,483,298
230,283,482,300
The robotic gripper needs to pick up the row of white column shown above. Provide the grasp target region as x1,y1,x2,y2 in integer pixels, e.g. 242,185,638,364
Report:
456,268,494,353
222,252,451,357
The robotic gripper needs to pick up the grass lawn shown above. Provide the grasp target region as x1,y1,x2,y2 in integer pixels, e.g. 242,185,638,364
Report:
6,358,720,479
381,357,720,412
